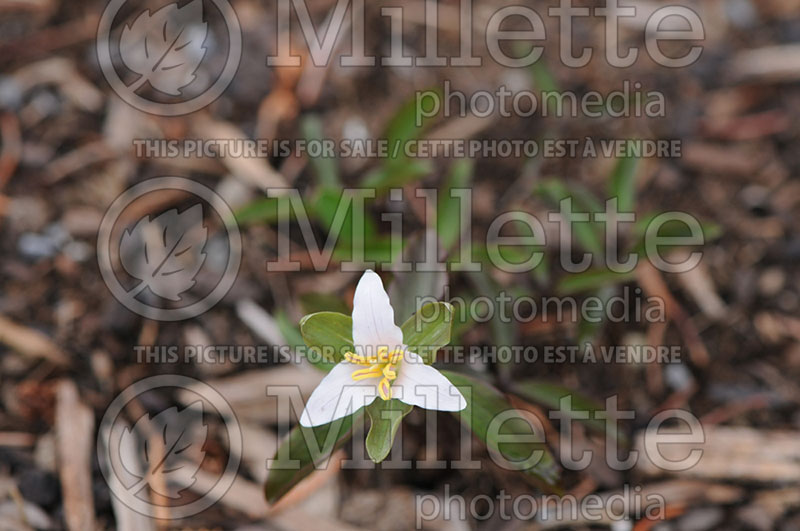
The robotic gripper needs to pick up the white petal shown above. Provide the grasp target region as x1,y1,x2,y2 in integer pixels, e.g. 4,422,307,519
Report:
300,362,378,427
352,270,403,356
392,351,466,411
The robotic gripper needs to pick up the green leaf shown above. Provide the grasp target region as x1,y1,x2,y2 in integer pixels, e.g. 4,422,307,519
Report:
481,210,547,274
536,179,604,257
301,115,339,189
556,268,635,295
513,380,626,444
234,196,294,225
437,160,473,252
631,213,722,256
529,60,559,93
528,59,560,114
400,302,453,365
384,89,439,160
361,91,438,192
265,412,361,504
313,187,378,241
299,312,354,371
441,371,561,486
330,234,401,265
365,399,413,463
361,159,432,192
608,147,639,214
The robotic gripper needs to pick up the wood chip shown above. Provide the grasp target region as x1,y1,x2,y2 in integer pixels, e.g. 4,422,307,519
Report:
189,115,288,191
635,425,800,482
45,140,116,184
672,251,727,321
0,432,36,447
681,142,766,177
529,480,744,530
236,299,289,349
190,467,268,519
729,45,800,83
11,57,103,112
55,380,96,531
98,422,155,531
737,487,800,531
0,314,69,365
270,506,364,531
240,422,279,483
175,365,323,424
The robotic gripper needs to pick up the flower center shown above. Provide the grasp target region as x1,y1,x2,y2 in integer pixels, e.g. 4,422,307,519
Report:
345,346,404,401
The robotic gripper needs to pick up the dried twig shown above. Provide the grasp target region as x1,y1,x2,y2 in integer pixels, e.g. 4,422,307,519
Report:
0,112,21,190
636,262,710,367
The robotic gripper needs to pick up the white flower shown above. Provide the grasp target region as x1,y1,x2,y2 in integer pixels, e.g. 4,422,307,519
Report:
300,270,466,427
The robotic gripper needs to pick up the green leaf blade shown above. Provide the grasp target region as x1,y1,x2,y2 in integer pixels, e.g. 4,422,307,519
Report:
608,147,640,214
513,380,626,445
299,311,354,371
265,412,361,504
400,302,453,364
442,371,561,486
365,399,413,463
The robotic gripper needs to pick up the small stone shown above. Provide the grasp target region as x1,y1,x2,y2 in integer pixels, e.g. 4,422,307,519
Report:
18,233,59,260
759,267,785,297
62,240,92,262
0,76,22,109
665,363,694,392
726,0,758,29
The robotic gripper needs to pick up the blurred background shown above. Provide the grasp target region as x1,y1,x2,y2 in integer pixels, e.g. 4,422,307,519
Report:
1,0,799,529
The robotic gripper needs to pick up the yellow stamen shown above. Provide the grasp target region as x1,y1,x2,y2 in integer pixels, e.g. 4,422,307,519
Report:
378,377,392,400
382,363,397,379
345,348,404,400
352,364,383,381
344,352,377,365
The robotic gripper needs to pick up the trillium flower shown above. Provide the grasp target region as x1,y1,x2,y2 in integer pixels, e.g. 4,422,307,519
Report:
300,270,466,427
